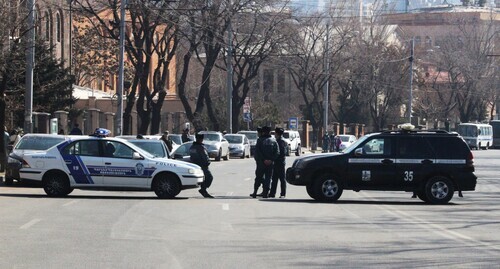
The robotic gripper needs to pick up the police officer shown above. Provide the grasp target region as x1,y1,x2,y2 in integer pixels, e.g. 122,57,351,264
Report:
189,133,214,198
161,131,173,152
269,127,287,198
182,128,191,143
250,126,279,198
322,132,330,153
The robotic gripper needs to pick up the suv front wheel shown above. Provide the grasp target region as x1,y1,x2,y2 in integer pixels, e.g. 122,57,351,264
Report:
424,176,454,204
312,174,343,202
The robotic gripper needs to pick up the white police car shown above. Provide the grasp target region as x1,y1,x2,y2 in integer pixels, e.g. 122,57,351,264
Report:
19,129,204,198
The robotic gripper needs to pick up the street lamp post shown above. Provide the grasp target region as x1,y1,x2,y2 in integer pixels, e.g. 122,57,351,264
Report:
323,22,330,133
226,1,233,134
115,0,127,136
408,37,414,124
24,0,36,133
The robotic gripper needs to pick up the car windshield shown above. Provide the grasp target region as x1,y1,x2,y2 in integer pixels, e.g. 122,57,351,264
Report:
168,135,182,145
225,135,242,144
203,133,220,142
15,136,65,150
339,136,350,142
129,141,166,158
239,132,257,140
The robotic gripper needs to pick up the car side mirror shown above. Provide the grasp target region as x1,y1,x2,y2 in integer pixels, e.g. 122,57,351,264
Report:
133,152,144,160
354,148,363,156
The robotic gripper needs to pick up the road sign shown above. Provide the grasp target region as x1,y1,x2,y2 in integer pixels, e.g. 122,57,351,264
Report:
289,117,298,130
243,112,252,122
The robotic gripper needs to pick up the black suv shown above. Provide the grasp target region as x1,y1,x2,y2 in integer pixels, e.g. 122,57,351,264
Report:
286,129,476,204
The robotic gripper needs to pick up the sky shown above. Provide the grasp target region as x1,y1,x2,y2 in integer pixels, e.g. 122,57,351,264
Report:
290,0,466,13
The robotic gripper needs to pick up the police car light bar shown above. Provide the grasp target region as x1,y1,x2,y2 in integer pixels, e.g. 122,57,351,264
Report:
92,128,111,137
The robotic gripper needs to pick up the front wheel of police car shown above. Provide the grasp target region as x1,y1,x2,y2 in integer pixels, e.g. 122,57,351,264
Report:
153,173,182,199
43,172,73,197
425,176,455,204
313,174,343,202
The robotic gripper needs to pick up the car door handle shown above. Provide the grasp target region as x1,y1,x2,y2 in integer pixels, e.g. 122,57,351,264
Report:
421,159,433,164
381,159,393,164
65,160,72,164
105,162,112,165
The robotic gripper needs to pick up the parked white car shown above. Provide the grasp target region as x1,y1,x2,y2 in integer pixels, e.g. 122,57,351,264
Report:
338,134,357,151
19,135,204,198
198,131,230,161
282,130,301,156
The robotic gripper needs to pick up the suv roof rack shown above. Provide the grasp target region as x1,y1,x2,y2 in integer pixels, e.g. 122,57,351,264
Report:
381,129,452,135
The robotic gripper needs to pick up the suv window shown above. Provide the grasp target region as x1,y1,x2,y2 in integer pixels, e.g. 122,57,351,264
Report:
397,136,432,158
362,137,391,155
426,137,468,158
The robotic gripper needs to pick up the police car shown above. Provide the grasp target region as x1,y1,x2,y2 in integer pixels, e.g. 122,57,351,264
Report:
286,125,477,204
19,129,204,198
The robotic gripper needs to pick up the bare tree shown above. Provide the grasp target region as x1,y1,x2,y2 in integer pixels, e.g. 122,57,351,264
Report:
74,0,182,134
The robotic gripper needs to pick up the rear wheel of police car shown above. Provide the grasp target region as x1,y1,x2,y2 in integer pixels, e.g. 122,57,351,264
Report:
43,172,72,197
153,173,181,199
424,176,454,204
313,174,343,202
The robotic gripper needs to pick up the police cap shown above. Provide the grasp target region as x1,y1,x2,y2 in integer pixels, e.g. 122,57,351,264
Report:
195,133,204,140
256,127,262,132
275,127,284,135
261,126,271,133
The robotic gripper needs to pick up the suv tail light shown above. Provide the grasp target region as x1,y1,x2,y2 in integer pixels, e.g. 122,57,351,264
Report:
466,151,474,168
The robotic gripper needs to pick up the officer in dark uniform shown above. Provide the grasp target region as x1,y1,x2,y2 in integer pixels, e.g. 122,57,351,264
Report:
250,126,279,198
269,127,287,198
189,133,214,198
182,128,191,143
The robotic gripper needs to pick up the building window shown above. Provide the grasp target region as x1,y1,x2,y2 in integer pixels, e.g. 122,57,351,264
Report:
45,11,51,41
263,69,274,92
277,71,286,93
56,12,61,42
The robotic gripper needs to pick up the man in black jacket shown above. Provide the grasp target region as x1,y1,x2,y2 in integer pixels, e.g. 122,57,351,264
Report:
250,126,279,198
269,127,288,198
189,133,214,198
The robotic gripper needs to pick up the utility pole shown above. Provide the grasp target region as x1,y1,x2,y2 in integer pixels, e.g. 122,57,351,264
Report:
24,0,35,133
408,37,414,124
226,1,233,134
115,0,127,136
323,22,330,133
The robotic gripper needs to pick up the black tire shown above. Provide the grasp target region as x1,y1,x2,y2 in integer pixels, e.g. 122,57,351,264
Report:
4,177,14,185
306,184,317,199
295,145,301,156
153,175,181,199
43,172,71,197
215,149,222,161
312,174,343,202
424,176,454,204
223,149,229,161
416,190,429,203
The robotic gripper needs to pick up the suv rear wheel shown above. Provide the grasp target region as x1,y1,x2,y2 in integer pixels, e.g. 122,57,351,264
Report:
425,176,454,204
312,174,343,202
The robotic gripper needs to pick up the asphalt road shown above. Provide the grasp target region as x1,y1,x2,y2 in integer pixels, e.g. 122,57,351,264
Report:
0,150,499,268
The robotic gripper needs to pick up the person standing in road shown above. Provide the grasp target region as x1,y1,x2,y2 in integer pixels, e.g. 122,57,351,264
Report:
160,131,173,152
189,133,214,198
250,126,279,198
269,127,287,198
181,128,191,143
322,132,330,153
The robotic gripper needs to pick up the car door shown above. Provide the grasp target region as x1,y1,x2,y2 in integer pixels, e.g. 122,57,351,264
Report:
60,139,103,185
348,136,396,189
100,141,152,187
394,136,433,190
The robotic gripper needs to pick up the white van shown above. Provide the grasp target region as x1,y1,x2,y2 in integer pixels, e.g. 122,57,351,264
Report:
282,130,301,156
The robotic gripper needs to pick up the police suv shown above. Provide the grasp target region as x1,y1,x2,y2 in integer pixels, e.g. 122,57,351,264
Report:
19,129,204,198
286,125,477,204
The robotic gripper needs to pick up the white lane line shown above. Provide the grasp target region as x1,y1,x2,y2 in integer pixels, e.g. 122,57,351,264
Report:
62,200,79,207
20,218,41,230
222,203,230,211
243,177,252,181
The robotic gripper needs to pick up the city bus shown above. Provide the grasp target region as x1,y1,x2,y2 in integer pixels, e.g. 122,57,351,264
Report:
457,123,493,150
489,120,500,149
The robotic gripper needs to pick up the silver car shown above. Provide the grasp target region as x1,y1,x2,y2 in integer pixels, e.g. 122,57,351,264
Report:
198,131,230,161
224,134,251,158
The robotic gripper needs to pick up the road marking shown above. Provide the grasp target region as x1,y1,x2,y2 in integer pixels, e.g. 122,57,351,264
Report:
62,200,79,207
222,203,230,211
243,177,252,181
20,218,41,230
